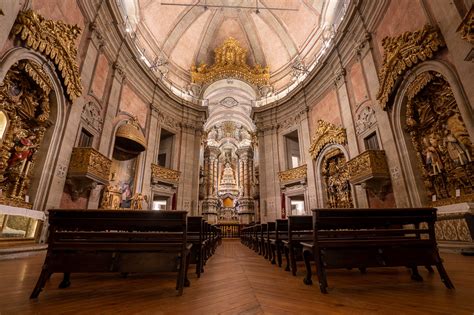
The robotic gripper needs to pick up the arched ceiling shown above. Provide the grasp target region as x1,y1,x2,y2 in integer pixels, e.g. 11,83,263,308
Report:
118,0,348,100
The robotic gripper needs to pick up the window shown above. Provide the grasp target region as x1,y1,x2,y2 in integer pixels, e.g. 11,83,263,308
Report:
284,130,300,169
364,132,379,150
78,128,93,147
157,153,166,167
157,129,174,168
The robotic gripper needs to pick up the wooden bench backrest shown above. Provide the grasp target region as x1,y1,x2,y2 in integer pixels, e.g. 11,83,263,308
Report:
275,219,288,240
188,216,203,243
267,222,275,239
312,208,437,242
48,209,188,247
288,215,312,241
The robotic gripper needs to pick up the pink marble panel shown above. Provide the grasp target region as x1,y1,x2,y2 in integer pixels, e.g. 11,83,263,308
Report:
308,88,341,136
32,0,85,33
120,84,148,129
90,53,110,101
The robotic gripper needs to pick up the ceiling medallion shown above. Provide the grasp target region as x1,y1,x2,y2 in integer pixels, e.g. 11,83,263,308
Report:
190,37,270,87
219,97,239,108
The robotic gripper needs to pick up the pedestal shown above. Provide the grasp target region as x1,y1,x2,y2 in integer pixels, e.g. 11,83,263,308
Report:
202,198,218,224
238,198,254,224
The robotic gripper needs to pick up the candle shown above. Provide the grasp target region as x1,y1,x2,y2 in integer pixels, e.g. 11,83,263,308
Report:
432,195,437,202
456,189,461,197
25,195,29,203
24,161,31,176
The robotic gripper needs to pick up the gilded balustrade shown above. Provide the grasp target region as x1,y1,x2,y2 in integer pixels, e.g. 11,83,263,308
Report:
151,163,181,185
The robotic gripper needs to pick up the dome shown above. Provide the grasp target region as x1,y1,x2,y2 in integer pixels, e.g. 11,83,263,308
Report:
116,0,349,101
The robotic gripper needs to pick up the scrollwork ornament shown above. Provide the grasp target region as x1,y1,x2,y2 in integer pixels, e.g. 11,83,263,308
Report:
12,10,83,102
309,120,347,159
376,25,445,110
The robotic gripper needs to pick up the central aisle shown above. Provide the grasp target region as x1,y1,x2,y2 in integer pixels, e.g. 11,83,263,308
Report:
0,239,473,314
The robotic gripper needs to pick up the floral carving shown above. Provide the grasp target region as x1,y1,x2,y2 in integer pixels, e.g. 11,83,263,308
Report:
309,120,347,159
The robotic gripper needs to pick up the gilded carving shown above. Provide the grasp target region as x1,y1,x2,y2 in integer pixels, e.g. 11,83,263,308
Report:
278,164,307,183
191,37,270,87
67,147,111,184
12,10,83,101
457,6,474,45
377,25,445,110
309,120,347,159
405,72,474,206
347,150,390,184
435,213,473,242
322,149,352,208
0,61,51,206
151,163,181,184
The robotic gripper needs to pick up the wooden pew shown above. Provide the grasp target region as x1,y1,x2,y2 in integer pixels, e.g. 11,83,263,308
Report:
301,208,455,293
282,215,312,276
30,209,192,298
265,222,276,262
269,219,288,267
258,223,268,256
187,216,205,278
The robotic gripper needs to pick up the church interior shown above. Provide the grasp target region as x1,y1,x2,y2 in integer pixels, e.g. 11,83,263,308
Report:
0,0,473,313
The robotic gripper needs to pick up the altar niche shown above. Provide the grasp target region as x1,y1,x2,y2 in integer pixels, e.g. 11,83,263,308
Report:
0,61,53,240
201,121,256,224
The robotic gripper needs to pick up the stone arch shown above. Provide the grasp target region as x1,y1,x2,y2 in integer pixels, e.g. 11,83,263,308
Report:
0,47,68,211
391,60,474,207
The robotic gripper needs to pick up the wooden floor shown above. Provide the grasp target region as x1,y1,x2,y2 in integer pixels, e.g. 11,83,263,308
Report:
0,239,473,314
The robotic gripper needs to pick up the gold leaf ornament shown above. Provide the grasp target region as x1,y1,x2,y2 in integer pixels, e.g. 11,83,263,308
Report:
12,10,83,102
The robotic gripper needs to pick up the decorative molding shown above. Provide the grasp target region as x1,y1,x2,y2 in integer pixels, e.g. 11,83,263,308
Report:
12,10,83,102
277,107,307,130
278,164,307,184
81,101,103,133
309,120,347,159
23,60,52,95
376,25,445,110
456,6,473,45
355,106,377,135
219,96,239,108
436,213,473,242
191,37,270,87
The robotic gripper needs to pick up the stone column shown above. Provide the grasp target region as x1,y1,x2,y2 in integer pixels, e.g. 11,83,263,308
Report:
237,146,254,224
202,146,219,223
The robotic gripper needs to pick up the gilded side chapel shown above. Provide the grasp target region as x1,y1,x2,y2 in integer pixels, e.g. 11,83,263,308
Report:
0,0,473,313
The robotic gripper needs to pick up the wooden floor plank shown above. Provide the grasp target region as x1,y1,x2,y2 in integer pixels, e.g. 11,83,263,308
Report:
0,239,472,314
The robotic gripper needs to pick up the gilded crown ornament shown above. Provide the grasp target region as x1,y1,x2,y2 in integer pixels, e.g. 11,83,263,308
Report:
12,10,83,102
309,120,347,159
191,37,270,87
376,25,445,110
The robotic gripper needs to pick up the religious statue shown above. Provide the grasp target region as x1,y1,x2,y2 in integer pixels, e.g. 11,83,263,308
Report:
131,193,148,210
444,130,471,166
423,135,444,175
9,130,38,170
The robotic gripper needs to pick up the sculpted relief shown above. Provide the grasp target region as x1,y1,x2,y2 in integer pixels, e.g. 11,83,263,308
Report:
405,72,473,205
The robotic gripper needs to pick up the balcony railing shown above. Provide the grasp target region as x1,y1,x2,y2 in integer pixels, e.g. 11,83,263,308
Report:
67,147,111,184
278,164,307,184
346,150,390,185
151,163,181,185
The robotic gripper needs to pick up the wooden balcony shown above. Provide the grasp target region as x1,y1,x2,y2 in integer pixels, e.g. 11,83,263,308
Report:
151,164,181,187
278,164,307,186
